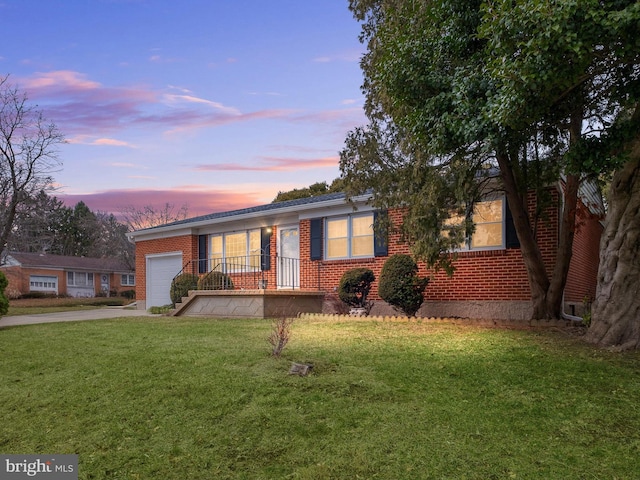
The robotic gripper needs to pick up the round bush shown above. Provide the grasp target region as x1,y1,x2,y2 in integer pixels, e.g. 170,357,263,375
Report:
338,268,375,309
197,271,234,290
170,273,199,306
0,271,9,317
378,254,429,316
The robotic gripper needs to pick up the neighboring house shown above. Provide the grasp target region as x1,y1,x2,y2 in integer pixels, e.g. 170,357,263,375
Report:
128,186,603,320
0,252,135,298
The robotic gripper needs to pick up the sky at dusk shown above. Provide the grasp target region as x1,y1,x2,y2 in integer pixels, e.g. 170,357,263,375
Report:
1,0,367,218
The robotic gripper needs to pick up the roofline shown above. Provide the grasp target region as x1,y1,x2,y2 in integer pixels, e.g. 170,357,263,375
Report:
2,253,134,273
128,192,372,240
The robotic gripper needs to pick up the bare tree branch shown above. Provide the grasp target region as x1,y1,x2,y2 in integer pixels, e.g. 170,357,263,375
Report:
0,75,64,261
120,202,190,231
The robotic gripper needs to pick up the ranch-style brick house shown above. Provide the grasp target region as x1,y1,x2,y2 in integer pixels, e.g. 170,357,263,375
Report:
129,184,604,320
1,252,135,299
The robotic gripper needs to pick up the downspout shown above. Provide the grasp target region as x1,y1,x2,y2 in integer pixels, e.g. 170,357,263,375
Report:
558,180,585,323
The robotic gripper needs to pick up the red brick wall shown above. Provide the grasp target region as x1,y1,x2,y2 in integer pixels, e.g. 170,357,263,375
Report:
2,266,135,298
134,234,197,301
1,267,67,297
564,202,603,305
301,190,562,303
133,188,602,309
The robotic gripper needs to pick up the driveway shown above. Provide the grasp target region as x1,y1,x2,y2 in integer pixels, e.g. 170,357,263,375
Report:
0,306,158,328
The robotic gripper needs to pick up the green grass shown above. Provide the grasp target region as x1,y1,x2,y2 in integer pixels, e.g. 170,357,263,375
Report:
1,317,639,479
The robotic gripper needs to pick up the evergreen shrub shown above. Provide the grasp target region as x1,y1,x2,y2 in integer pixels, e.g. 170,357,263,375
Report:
197,271,234,290
378,254,429,316
338,268,375,310
169,273,198,306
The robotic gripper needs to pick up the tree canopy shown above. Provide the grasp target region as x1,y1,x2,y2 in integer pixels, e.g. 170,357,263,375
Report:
342,0,640,346
272,179,345,203
5,194,135,267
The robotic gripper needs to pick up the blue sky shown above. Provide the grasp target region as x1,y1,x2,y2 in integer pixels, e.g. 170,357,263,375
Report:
1,0,366,217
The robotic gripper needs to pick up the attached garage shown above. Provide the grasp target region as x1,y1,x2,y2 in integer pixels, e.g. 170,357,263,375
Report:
146,252,183,308
29,275,59,294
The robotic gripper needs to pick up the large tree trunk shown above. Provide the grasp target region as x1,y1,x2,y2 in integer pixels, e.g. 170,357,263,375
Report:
585,157,640,350
497,152,580,320
497,152,555,319
546,111,583,318
546,173,579,318
0,190,19,260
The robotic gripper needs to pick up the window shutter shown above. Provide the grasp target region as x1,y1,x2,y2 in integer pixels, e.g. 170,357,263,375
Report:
373,210,389,257
198,235,208,273
260,227,272,271
310,218,323,260
505,198,520,249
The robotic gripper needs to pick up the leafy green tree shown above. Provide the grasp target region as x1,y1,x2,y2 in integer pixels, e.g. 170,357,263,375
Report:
343,1,640,347
6,191,134,267
272,179,345,203
475,0,640,348
48,201,100,257
92,211,135,268
6,190,68,254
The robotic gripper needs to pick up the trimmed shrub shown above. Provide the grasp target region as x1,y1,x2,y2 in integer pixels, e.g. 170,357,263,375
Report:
338,268,375,310
0,271,9,317
170,273,199,306
378,254,429,316
120,289,136,300
197,271,234,290
19,291,54,299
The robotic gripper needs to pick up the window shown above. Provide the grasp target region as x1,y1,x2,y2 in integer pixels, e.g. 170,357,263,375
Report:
444,197,505,251
326,213,374,260
471,199,503,248
67,271,94,287
209,229,261,271
29,275,58,293
121,274,135,286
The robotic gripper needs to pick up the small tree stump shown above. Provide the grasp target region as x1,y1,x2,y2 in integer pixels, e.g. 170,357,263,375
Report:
289,362,313,376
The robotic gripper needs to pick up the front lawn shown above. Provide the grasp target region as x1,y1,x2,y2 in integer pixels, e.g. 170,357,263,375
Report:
1,317,639,479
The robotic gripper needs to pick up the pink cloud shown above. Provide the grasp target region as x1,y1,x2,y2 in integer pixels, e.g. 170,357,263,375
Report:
13,70,295,136
19,70,101,90
67,135,134,147
58,188,269,220
92,138,133,147
194,156,338,172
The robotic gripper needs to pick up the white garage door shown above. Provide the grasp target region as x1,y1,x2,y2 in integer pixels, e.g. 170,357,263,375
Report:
146,253,183,308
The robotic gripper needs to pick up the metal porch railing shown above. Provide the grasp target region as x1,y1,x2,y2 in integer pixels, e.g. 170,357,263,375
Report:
171,254,321,293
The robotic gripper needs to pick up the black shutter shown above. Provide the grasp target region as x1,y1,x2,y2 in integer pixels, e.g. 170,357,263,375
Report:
310,218,323,260
198,235,208,273
261,227,272,271
505,198,520,249
373,210,388,257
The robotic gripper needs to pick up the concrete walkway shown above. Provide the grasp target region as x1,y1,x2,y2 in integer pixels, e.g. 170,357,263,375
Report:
0,306,157,328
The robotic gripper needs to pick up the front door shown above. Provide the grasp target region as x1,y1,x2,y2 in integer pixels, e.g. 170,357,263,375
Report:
100,274,110,296
277,226,299,289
